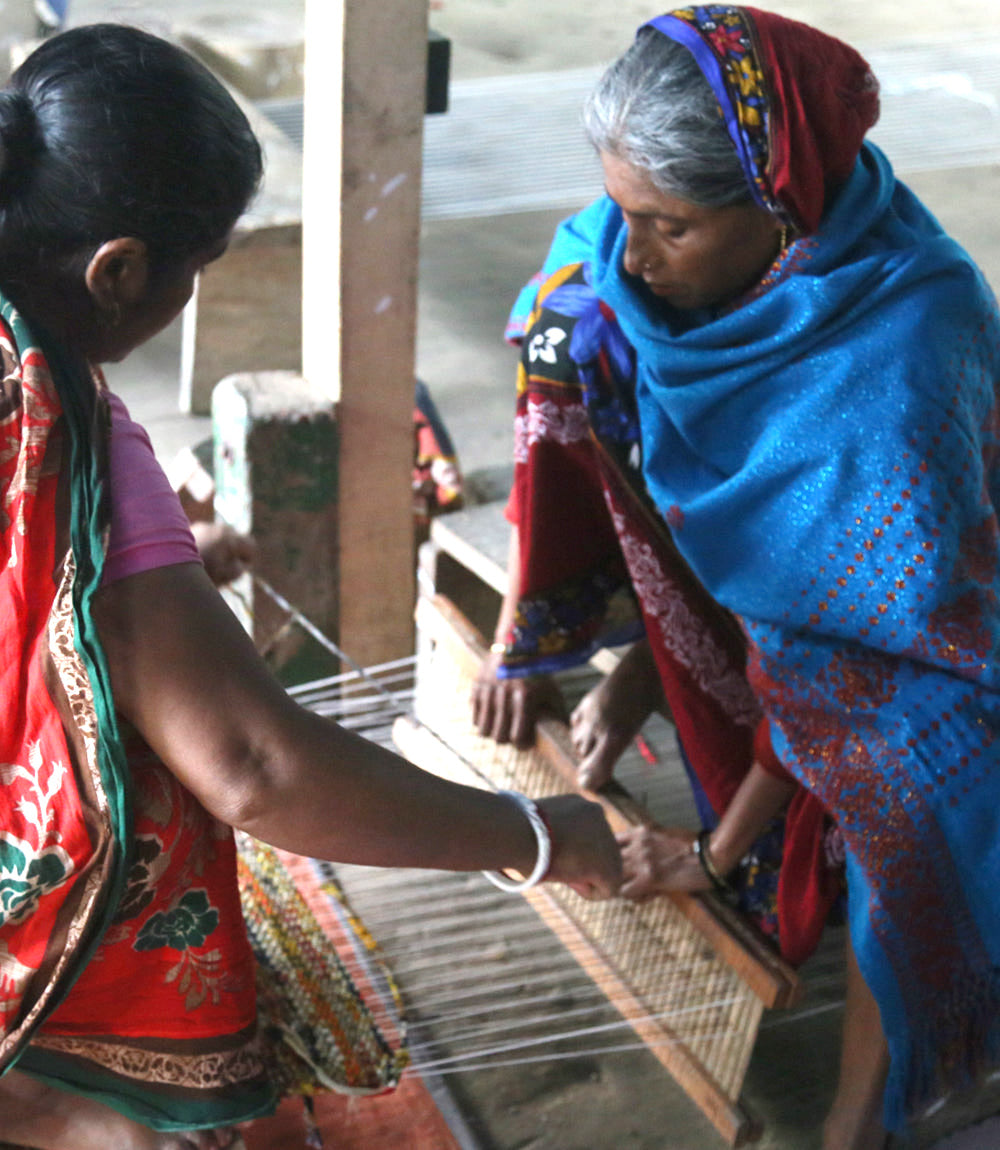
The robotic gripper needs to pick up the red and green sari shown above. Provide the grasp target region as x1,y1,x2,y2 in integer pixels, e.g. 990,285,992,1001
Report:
0,299,275,1131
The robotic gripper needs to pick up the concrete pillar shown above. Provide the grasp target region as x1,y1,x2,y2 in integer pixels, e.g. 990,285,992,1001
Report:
213,370,339,684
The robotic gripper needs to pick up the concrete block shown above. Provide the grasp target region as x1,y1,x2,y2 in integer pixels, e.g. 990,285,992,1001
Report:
181,220,302,415
212,370,339,683
179,90,303,415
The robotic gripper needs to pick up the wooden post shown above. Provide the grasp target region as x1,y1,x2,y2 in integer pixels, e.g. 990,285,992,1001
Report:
302,0,425,669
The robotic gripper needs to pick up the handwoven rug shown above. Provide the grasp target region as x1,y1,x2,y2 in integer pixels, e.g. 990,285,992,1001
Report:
236,834,409,1102
239,844,462,1150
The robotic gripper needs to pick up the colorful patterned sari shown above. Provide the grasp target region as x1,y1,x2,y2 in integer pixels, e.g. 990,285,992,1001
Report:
583,5,1000,1130
0,300,275,1130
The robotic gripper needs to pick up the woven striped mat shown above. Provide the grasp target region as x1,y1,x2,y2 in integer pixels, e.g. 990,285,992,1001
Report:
236,833,408,1101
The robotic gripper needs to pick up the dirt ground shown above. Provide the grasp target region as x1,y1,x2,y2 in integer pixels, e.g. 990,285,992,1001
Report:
430,0,1000,80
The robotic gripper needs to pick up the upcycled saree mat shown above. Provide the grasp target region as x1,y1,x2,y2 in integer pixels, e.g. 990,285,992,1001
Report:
236,834,408,1104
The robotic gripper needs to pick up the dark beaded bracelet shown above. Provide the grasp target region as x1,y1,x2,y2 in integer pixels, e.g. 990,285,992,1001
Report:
692,829,735,895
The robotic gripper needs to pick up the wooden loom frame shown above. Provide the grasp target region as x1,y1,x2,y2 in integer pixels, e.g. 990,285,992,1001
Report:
395,592,804,1147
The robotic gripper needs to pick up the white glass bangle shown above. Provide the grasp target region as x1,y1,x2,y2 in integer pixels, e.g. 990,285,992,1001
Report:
482,790,552,893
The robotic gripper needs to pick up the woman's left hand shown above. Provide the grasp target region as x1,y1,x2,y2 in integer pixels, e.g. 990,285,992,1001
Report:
191,521,257,586
616,825,709,901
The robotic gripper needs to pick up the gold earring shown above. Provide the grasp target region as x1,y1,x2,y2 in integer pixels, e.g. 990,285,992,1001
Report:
779,225,789,252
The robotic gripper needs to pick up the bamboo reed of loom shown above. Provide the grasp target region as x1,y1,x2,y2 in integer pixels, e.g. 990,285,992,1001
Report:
394,592,805,1147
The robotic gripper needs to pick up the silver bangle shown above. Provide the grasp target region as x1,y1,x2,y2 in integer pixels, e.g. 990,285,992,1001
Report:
482,790,552,893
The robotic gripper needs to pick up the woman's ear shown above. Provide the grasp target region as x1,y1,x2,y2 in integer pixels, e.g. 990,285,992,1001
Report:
84,237,150,318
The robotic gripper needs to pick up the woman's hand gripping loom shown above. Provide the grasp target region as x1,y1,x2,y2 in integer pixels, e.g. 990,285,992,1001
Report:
570,637,666,791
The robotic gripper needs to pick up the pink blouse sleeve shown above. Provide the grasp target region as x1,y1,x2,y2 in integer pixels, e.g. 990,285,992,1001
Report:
102,392,202,586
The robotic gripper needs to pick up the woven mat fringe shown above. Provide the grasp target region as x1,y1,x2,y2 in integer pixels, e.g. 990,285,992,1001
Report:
236,834,408,1101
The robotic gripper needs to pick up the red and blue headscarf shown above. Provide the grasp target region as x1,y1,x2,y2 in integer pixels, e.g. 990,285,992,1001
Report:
639,6,879,233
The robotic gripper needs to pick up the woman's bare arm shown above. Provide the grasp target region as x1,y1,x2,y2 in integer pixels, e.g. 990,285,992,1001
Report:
93,561,621,894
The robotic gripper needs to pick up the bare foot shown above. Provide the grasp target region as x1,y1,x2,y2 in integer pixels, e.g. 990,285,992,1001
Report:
822,1107,888,1150
0,1068,242,1150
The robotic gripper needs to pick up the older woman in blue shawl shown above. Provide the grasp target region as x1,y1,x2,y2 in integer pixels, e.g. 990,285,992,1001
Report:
486,6,1000,1147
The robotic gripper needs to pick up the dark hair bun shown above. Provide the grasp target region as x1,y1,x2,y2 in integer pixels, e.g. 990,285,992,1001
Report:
0,90,39,196
0,25,261,284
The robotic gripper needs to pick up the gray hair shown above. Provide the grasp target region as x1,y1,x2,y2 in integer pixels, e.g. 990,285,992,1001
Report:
582,28,752,208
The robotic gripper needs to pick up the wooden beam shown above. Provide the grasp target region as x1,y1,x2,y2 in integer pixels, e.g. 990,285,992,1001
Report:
302,0,425,668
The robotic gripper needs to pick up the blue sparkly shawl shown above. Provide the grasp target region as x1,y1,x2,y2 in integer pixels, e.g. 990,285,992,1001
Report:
590,142,1000,1128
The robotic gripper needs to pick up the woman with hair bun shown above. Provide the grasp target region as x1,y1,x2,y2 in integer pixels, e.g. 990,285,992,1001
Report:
0,23,621,1150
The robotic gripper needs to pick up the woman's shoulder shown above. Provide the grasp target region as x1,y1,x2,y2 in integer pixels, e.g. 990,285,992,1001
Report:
505,196,618,344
